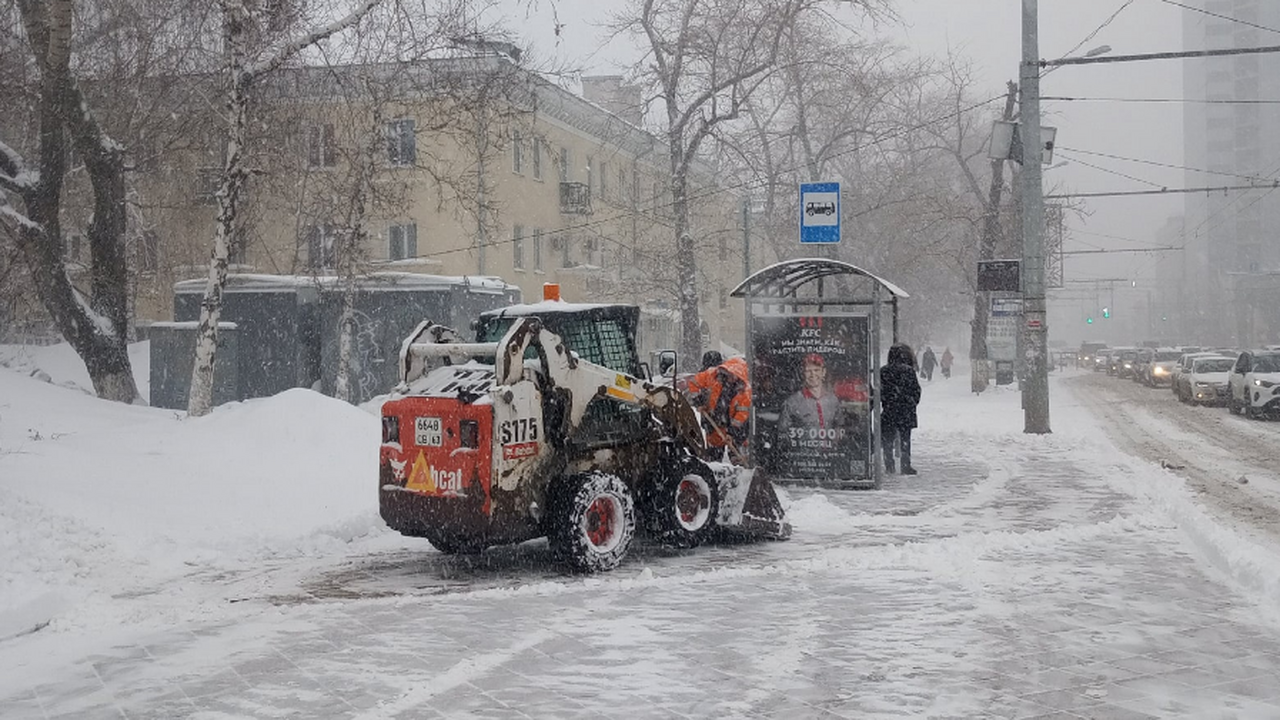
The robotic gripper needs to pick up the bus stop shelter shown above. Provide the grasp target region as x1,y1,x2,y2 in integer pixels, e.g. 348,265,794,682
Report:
730,258,909,489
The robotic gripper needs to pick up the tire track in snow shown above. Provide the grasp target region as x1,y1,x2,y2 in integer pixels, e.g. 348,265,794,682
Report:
352,628,554,719
1067,373,1280,546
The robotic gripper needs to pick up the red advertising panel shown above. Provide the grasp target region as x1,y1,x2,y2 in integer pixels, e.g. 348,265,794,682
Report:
751,314,871,481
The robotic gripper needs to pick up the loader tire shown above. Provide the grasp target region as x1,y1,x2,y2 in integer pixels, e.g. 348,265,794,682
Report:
647,471,718,549
547,472,635,573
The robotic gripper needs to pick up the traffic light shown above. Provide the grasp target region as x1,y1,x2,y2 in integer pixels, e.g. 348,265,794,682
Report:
1087,317,1094,324
1102,307,1111,319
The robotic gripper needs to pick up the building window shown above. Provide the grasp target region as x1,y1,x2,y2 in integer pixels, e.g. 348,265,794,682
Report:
512,224,525,269
532,141,542,180
66,233,82,262
559,147,570,182
228,228,247,266
512,131,523,174
533,229,543,271
557,236,574,268
304,224,337,269
387,119,416,166
307,123,336,168
195,168,220,205
599,161,608,200
140,230,159,271
586,156,594,194
617,165,626,202
388,223,417,260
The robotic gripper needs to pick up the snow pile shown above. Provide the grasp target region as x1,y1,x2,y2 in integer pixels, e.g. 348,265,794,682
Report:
0,340,150,403
0,365,389,639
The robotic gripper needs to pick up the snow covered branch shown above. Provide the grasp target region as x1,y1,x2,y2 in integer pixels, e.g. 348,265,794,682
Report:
0,139,37,195
248,0,383,78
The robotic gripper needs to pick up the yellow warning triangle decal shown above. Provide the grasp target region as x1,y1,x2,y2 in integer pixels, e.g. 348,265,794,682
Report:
406,452,436,493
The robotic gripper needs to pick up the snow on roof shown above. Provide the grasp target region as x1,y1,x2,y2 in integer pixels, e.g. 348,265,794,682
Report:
174,273,517,294
481,299,624,316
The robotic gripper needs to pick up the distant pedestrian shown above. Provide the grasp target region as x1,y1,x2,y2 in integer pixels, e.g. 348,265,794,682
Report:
920,346,937,381
940,347,954,379
881,344,921,475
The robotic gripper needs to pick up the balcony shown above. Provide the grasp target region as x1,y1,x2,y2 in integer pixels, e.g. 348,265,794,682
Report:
559,182,592,215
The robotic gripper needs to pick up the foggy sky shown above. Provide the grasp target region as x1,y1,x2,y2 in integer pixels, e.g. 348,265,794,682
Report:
495,0,1191,328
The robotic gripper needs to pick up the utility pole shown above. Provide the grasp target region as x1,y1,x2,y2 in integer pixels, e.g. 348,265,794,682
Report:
1021,0,1051,433
971,80,1019,395
742,198,751,348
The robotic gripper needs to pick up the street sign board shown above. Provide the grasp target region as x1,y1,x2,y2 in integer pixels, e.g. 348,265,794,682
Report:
799,182,840,244
978,259,1021,292
988,296,1022,364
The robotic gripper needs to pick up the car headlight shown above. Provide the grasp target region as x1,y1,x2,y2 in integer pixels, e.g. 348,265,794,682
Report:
1153,367,1167,375
1257,379,1277,388
1124,363,1132,368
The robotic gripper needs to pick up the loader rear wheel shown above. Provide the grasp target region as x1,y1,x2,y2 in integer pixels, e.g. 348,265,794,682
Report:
548,472,635,573
649,472,718,549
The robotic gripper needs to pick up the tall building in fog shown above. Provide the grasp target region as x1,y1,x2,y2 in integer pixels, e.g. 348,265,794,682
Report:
1182,0,1280,346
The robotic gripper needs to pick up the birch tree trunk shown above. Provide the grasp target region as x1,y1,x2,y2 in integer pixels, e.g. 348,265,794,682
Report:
188,4,251,417
334,112,380,403
187,0,383,416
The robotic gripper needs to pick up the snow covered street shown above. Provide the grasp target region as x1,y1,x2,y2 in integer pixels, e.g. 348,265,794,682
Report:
4,358,1280,719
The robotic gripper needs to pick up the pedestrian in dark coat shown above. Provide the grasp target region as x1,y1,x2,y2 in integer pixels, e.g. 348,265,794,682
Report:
881,343,922,475
920,346,937,381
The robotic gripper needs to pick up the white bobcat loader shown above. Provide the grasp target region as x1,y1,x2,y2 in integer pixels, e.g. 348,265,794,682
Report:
378,292,790,572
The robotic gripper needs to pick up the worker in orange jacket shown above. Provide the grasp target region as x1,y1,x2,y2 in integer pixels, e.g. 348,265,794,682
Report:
684,351,752,456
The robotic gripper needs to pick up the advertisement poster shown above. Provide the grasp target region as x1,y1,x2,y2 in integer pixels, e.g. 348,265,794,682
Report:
751,314,871,481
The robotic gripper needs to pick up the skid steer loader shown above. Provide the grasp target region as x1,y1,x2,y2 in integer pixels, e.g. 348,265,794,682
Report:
378,287,790,572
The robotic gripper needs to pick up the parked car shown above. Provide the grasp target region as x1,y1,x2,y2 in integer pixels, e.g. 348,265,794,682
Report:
1179,356,1235,405
1172,352,1222,396
1142,348,1183,387
1227,351,1280,419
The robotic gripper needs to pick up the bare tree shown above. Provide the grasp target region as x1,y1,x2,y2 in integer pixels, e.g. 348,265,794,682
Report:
187,0,384,416
618,0,852,360
0,0,141,403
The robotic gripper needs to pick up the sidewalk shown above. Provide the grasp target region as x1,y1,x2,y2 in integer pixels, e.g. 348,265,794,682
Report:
5,372,1280,719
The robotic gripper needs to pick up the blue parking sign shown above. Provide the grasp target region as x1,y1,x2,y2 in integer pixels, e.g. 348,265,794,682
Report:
799,182,841,244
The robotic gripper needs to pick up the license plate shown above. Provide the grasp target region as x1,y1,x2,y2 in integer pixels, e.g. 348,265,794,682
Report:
415,417,443,447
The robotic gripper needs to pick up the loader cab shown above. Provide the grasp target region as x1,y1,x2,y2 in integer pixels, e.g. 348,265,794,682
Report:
476,301,650,447
475,302,644,377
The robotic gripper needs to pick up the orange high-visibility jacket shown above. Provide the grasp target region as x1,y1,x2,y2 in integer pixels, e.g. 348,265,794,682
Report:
685,357,751,447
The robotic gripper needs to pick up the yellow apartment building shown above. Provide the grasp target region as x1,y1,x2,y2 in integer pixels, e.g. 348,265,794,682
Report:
131,54,750,357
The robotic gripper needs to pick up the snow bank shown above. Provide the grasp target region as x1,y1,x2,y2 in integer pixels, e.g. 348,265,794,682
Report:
0,367,386,638
0,340,150,404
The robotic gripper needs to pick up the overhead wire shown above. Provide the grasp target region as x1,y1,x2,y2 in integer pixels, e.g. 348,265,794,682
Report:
1055,153,1168,189
1049,0,1137,69
1158,0,1280,36
1044,95,1280,105
1056,146,1269,183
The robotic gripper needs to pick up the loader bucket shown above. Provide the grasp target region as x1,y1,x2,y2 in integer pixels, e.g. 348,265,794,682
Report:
710,464,791,541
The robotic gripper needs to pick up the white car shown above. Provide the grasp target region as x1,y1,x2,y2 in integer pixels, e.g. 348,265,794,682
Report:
1180,356,1234,406
1227,351,1280,419
1171,352,1221,396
